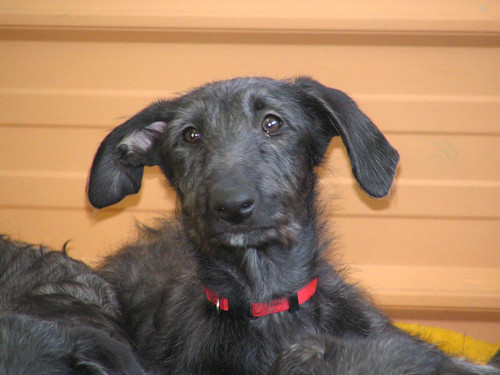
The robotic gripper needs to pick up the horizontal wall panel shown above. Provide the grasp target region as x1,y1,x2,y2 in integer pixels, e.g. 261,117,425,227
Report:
0,208,155,265
358,95,500,135
0,172,176,212
323,134,500,182
1,89,499,134
1,34,498,96
0,89,157,128
1,0,499,34
1,172,498,220
0,127,100,172
327,182,500,219
332,217,500,268
355,265,500,310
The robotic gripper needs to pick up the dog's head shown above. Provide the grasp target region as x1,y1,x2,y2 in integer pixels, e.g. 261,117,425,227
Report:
88,77,398,249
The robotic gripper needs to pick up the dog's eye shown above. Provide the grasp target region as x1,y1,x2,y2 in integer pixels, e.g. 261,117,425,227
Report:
262,115,283,136
182,126,201,143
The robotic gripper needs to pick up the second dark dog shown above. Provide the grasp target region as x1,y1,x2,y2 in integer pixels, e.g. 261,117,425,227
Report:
0,236,145,375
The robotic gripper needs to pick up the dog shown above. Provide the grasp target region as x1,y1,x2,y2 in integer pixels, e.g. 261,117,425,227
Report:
0,236,145,375
88,77,499,374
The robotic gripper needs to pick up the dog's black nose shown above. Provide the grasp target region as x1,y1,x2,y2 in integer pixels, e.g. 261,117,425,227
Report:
211,186,256,224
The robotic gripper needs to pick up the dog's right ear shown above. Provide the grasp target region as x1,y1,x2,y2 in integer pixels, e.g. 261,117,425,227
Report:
88,101,170,209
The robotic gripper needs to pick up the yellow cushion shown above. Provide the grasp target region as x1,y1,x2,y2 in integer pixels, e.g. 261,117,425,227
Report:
395,322,500,364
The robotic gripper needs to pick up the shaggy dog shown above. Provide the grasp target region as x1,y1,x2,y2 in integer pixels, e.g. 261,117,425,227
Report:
0,236,145,375
88,77,499,374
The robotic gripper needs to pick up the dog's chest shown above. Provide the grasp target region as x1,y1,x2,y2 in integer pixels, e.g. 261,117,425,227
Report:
172,304,319,375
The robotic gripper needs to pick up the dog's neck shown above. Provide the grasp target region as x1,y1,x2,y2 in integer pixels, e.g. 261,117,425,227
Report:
194,216,323,307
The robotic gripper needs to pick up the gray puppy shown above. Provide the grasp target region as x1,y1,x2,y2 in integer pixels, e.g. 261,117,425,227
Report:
88,77,499,375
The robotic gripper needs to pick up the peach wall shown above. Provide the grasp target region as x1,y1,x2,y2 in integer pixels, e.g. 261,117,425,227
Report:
0,0,498,341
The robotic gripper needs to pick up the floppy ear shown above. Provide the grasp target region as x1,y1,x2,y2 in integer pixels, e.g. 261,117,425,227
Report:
294,77,399,198
88,101,170,208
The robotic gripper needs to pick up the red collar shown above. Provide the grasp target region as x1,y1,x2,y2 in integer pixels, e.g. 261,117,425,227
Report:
203,278,318,318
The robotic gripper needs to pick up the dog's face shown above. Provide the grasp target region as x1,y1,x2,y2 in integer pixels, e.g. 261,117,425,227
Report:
152,78,325,250
88,77,398,251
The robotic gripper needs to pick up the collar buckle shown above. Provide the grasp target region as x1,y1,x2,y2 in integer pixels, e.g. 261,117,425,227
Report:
215,297,221,313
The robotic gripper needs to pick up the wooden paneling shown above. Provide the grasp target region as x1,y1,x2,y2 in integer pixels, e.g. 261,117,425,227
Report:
0,0,499,339
1,0,499,33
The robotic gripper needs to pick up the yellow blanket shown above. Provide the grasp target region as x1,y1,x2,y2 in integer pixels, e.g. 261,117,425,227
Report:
395,322,500,364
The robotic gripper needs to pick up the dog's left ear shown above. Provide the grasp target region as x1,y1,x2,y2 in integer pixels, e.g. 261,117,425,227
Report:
294,77,399,198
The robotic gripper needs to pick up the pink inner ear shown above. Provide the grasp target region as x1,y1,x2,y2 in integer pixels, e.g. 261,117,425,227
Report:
118,121,167,154
148,121,167,132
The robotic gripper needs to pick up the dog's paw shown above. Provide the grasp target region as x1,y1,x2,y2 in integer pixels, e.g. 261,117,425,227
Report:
267,335,335,375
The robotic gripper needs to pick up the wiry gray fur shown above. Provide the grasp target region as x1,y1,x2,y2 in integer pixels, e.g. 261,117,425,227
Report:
0,236,145,375
88,77,499,375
